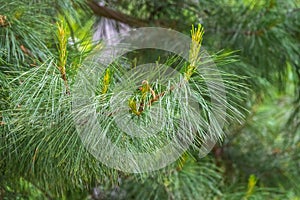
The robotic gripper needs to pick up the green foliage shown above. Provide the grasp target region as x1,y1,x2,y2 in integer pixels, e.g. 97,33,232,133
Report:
0,0,299,199
123,156,222,200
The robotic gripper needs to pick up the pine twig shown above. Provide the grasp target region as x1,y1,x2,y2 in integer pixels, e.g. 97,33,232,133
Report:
57,20,70,95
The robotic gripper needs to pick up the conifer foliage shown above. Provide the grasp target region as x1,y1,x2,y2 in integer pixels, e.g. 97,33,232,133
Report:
0,0,299,199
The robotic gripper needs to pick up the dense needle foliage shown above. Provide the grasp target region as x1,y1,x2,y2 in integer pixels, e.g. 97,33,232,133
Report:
0,0,299,199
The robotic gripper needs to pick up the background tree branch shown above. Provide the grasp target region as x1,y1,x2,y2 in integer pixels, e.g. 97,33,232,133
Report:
86,0,177,28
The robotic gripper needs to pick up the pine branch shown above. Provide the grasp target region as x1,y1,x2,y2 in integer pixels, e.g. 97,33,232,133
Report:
86,0,178,28
86,0,148,27
129,24,204,116
57,20,70,95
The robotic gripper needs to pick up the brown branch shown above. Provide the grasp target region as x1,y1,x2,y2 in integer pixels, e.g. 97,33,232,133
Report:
135,80,179,115
0,115,4,125
86,0,148,27
86,0,177,28
59,68,70,95
104,81,177,117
